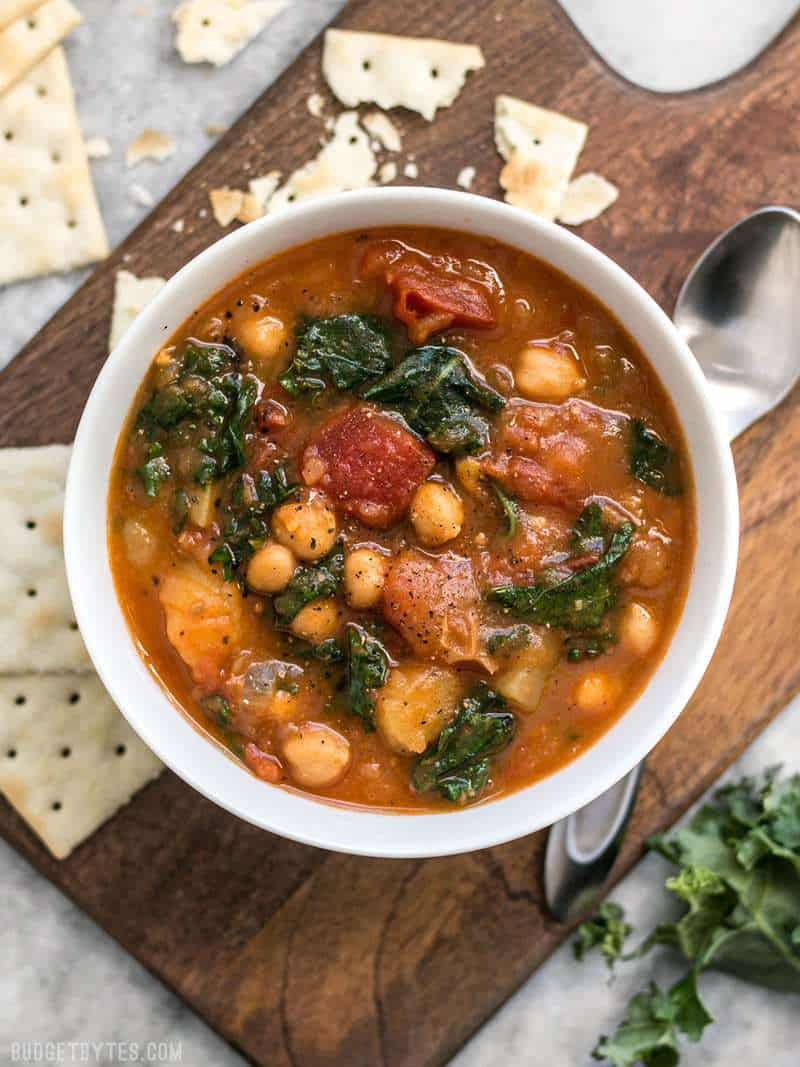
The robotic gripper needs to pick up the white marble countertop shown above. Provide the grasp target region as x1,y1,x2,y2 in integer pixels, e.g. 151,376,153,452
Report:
2,2,800,1064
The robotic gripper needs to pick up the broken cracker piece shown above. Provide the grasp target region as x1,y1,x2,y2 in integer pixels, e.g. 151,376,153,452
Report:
322,29,484,121
0,0,81,95
269,111,376,213
130,183,154,208
494,94,587,221
0,672,162,859
0,0,46,33
362,110,402,153
126,129,176,166
173,0,286,67
109,270,167,350
306,91,324,118
557,172,619,226
210,185,244,226
0,48,108,286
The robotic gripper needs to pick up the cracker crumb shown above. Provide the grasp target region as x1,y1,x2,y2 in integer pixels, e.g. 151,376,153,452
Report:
379,161,397,184
205,123,227,137
210,186,244,227
171,218,185,233
85,136,111,159
126,129,176,167
362,111,402,153
306,91,324,117
130,183,154,208
456,165,476,190
403,161,418,179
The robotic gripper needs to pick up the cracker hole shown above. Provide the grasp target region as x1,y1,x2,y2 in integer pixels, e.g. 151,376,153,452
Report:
27,17,37,29
532,137,542,146
67,219,77,229
51,801,62,811
19,196,28,207
14,695,26,706
26,588,37,598
4,131,13,141
6,749,17,759
201,17,211,25
115,744,127,756
287,194,296,202
68,621,78,631
25,519,36,530
60,746,71,758
68,692,80,705
362,59,371,71
36,86,47,97
51,151,61,164
431,67,439,79
348,136,358,145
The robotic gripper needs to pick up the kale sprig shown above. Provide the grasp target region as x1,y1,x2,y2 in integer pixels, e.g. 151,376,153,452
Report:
412,685,515,803
272,543,345,623
364,344,506,455
630,419,682,497
279,314,394,398
576,767,800,1066
488,504,634,631
345,623,391,731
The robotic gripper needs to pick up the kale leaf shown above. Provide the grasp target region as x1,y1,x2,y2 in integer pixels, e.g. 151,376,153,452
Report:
592,974,712,1067
345,623,390,730
279,314,393,398
491,480,519,537
136,340,259,486
208,466,298,583
364,344,506,455
137,443,171,498
412,685,515,803
630,420,682,496
272,543,344,623
201,693,232,728
488,506,634,631
573,902,633,969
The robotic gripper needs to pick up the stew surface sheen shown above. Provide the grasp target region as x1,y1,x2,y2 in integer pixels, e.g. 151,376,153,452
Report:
109,227,695,812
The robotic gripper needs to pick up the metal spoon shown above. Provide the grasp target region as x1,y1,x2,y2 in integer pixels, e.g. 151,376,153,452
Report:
544,206,800,923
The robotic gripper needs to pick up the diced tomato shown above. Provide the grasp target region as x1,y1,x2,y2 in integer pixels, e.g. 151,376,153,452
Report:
383,549,491,668
361,242,497,344
301,404,435,528
482,454,582,511
243,742,284,783
254,396,291,433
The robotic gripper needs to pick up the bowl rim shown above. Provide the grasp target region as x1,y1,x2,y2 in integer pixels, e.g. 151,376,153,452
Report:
64,187,739,858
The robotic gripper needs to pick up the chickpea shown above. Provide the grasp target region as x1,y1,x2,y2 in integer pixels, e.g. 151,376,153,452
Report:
282,722,351,788
246,542,296,594
455,456,484,498
619,534,670,588
236,314,288,363
410,481,464,547
514,344,585,402
290,598,340,644
573,672,617,713
272,497,338,561
620,601,659,656
344,548,387,609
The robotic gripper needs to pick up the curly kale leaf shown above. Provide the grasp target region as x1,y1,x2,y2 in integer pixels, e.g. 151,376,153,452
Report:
137,442,171,498
573,902,633,969
491,480,519,536
272,543,344,623
412,685,514,803
279,314,393,398
630,420,682,496
345,623,390,731
209,466,298,583
489,507,634,631
364,344,505,455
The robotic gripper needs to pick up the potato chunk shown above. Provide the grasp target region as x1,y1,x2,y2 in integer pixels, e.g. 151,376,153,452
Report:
376,665,463,755
282,722,351,788
493,629,561,711
159,562,243,688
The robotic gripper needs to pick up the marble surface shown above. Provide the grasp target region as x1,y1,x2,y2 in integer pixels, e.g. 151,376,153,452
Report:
2,2,800,1064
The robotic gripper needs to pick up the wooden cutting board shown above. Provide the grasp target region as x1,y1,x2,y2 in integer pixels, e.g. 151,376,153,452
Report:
3,2,800,1064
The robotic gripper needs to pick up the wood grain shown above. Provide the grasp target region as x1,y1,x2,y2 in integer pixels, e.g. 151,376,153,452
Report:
2,1,800,1064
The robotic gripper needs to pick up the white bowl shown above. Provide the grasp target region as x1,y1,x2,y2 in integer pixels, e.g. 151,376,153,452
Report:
64,188,739,858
